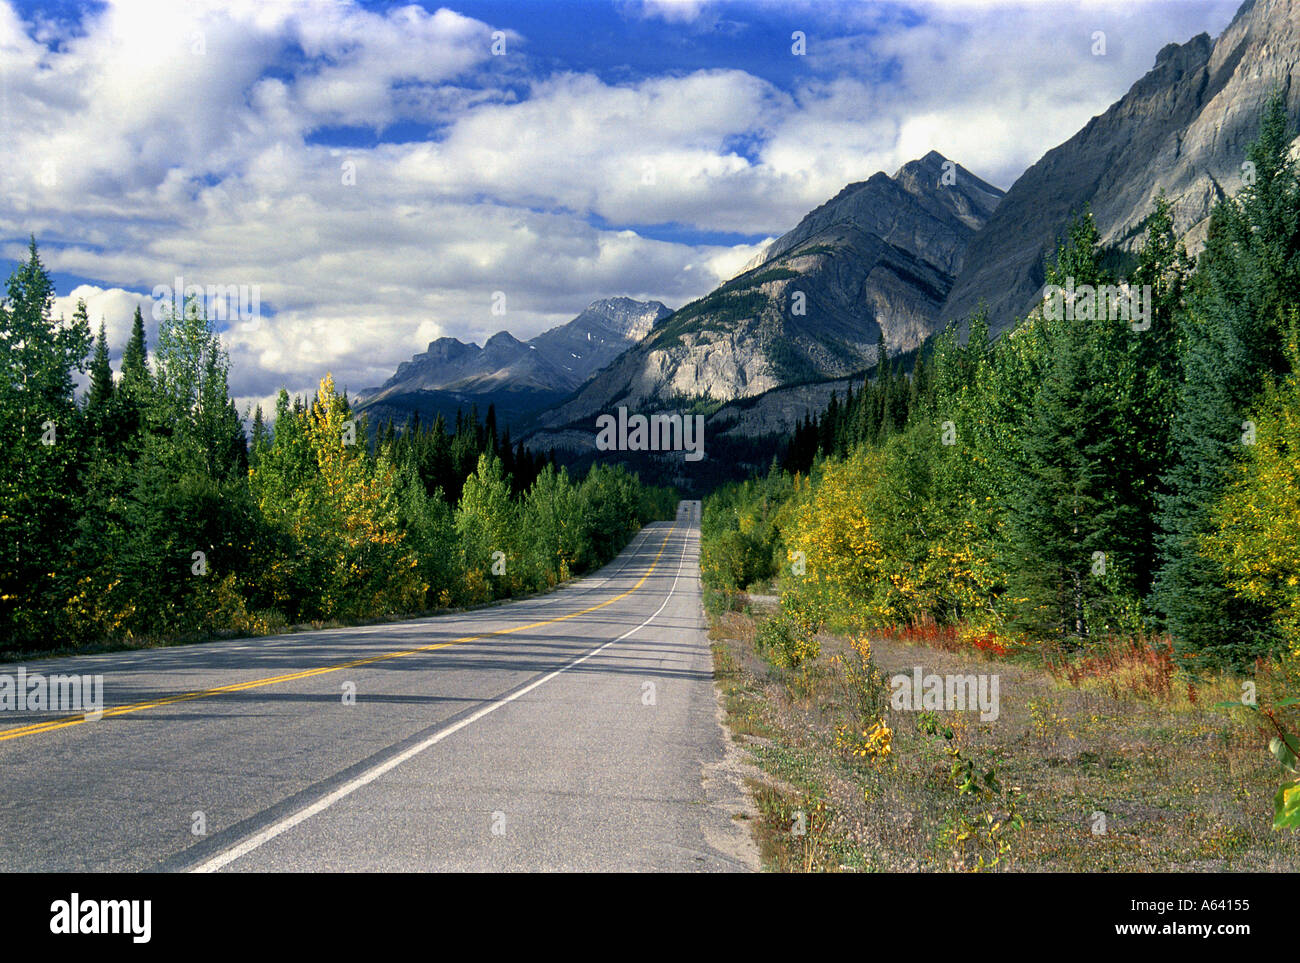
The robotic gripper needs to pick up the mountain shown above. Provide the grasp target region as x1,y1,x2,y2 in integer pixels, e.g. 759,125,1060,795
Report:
356,297,671,429
941,0,1300,332
519,0,1300,474
529,151,1002,434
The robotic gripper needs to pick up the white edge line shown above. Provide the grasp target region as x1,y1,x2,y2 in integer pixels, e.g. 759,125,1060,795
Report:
191,522,693,874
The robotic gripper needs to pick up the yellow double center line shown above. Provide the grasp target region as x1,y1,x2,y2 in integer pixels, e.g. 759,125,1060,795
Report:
0,523,678,744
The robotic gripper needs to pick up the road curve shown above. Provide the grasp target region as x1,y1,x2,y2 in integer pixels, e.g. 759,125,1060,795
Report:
0,502,758,872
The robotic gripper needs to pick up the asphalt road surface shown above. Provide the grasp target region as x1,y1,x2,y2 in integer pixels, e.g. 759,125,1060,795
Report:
0,501,759,872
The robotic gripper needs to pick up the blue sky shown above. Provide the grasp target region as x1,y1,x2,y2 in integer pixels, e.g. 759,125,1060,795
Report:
0,0,1243,413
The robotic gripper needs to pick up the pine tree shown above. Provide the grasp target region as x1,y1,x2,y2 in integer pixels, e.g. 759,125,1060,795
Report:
912,343,932,408
839,383,854,456
485,403,498,457
1005,211,1138,638
850,369,871,448
875,340,894,443
84,315,122,455
121,305,149,387
87,317,115,410
819,392,840,456
249,405,269,469
449,408,479,503
425,413,452,498
1154,96,1300,667
515,439,536,491
1123,196,1194,600
1203,317,1300,658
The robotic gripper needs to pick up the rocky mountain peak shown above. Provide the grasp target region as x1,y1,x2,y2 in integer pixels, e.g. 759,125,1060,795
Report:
1154,33,1211,69
743,151,1002,278
484,331,523,351
893,149,948,181
571,297,671,341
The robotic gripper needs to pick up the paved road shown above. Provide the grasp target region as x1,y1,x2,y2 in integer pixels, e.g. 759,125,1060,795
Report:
0,502,758,872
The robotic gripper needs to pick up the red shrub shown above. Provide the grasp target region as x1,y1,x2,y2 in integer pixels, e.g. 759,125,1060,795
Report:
879,621,1008,657
1048,634,1177,703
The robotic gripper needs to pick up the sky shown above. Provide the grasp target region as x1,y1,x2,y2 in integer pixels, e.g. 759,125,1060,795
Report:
0,0,1244,416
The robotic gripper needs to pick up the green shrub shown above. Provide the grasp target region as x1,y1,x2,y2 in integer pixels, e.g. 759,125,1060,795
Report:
756,610,820,668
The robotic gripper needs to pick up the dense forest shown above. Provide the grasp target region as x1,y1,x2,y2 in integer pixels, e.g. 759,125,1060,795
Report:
703,96,1300,674
0,250,676,655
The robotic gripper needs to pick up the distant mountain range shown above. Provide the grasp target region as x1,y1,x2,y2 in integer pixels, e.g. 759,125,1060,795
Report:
356,297,670,429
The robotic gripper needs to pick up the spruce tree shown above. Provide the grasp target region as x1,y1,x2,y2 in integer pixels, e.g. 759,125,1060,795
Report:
819,392,839,456
121,305,150,389
1153,96,1300,667
87,318,115,411
1006,212,1138,639
249,405,269,469
115,303,154,448
1123,196,1193,600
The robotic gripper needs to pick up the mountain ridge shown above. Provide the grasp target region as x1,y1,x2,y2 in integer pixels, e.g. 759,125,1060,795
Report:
527,150,1003,435
940,0,1300,332
356,296,671,429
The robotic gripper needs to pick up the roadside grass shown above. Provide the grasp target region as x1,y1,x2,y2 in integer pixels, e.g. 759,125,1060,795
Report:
709,598,1300,872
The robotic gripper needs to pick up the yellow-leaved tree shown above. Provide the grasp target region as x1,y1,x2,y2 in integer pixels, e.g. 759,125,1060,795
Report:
1205,328,1300,658
783,431,1001,632
251,374,425,621
785,448,896,627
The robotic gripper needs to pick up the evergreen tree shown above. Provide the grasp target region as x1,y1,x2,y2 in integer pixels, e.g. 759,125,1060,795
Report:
84,315,123,455
1124,196,1194,599
912,342,932,408
485,403,498,456
449,408,480,502
819,392,840,457
875,342,894,442
839,383,854,456
1154,96,1300,667
0,239,92,648
426,413,453,498
87,316,115,412
249,405,270,469
120,304,150,389
1005,211,1138,638
115,304,153,448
